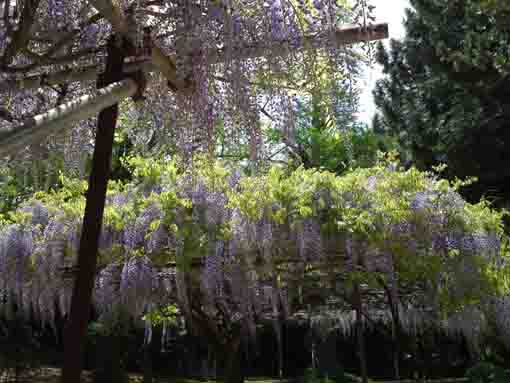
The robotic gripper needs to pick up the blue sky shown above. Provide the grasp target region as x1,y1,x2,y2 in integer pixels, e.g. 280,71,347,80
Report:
357,0,410,124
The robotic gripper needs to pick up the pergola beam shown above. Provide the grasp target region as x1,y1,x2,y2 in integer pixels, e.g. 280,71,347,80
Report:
0,78,138,157
0,14,388,155
0,23,388,94
0,58,151,94
209,23,389,63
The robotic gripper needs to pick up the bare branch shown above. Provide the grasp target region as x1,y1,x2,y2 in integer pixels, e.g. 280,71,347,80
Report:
87,0,129,35
140,9,168,17
1,0,13,36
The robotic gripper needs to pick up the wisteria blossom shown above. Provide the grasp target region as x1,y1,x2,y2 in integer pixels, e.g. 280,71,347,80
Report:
0,0,385,166
0,158,507,351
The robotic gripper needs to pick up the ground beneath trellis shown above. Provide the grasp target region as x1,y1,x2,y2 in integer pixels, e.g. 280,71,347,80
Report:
1,369,298,383
0,367,469,383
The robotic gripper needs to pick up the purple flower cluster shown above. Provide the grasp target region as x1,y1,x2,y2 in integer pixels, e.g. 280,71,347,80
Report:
120,256,155,317
22,201,49,227
297,218,322,260
123,204,162,250
202,240,224,299
1,155,507,346
410,191,438,211
430,231,501,255
0,225,33,306
94,263,123,312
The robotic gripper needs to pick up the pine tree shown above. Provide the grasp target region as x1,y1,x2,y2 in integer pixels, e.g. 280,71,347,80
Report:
373,0,510,205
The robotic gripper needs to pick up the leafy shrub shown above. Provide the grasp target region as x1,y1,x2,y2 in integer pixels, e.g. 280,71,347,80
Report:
466,361,510,383
303,367,360,383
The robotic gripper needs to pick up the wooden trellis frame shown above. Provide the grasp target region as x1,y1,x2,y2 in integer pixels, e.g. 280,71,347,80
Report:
0,3,390,382
0,23,388,156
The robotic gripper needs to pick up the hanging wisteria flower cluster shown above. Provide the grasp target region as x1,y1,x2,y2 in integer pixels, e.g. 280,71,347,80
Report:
0,157,508,348
0,0,382,165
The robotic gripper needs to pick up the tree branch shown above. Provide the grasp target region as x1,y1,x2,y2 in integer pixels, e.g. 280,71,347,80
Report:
42,13,103,59
1,0,41,66
0,107,14,123
2,0,13,37
87,0,185,90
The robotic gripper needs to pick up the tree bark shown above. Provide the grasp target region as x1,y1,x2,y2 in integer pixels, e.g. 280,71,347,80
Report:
143,343,153,383
389,296,402,380
1,0,41,66
189,306,244,383
0,59,149,93
60,36,125,383
87,0,183,90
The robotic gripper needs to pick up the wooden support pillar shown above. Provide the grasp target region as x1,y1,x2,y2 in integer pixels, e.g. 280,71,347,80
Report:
60,36,128,383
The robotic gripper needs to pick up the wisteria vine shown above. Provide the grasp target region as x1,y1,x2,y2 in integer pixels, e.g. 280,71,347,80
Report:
0,156,508,349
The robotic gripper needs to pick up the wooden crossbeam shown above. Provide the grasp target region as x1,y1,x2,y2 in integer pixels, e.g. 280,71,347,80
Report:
0,23,388,94
0,78,137,157
0,17,388,155
0,58,151,93
209,23,389,63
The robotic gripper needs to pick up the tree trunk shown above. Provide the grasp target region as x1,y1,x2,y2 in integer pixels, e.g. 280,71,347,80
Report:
353,282,368,383
273,317,283,378
311,95,321,168
389,297,403,381
143,343,153,383
391,319,401,380
380,274,402,380
60,36,125,383
222,336,243,383
385,289,402,380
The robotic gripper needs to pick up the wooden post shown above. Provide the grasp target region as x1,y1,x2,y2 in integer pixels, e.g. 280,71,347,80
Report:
60,36,127,383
